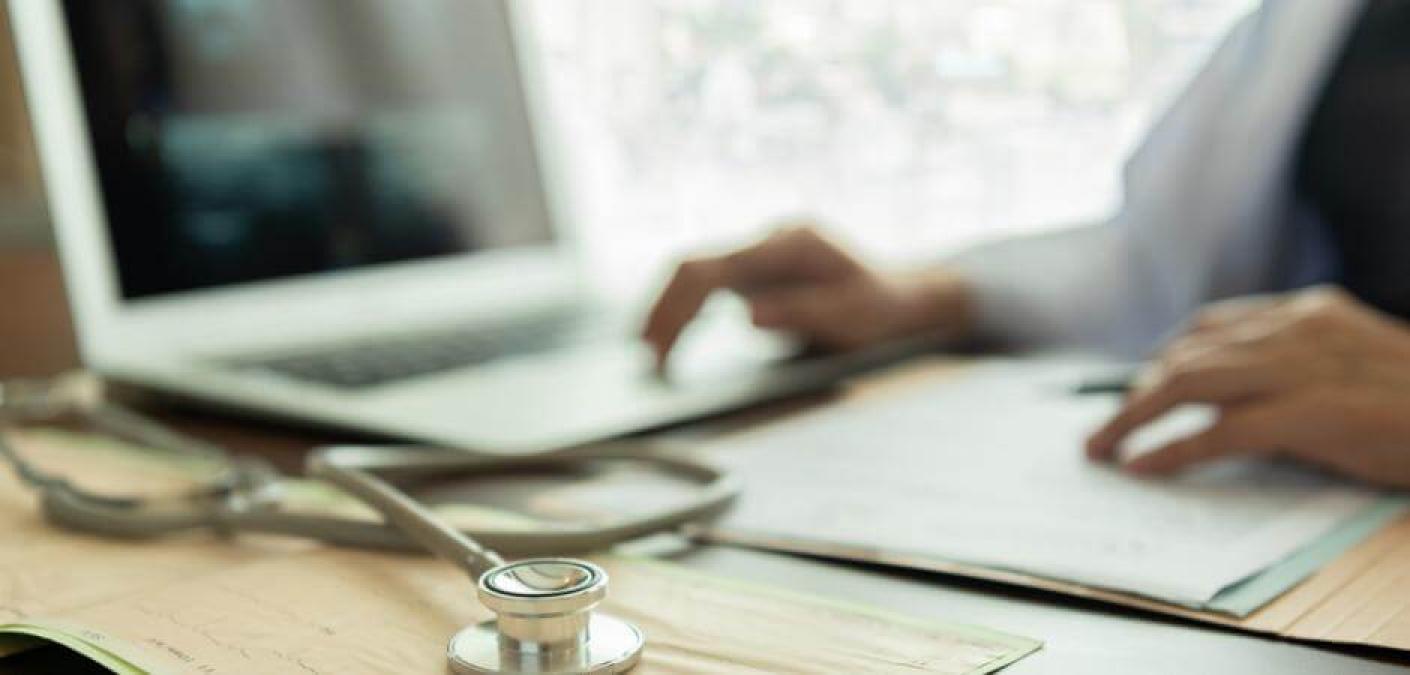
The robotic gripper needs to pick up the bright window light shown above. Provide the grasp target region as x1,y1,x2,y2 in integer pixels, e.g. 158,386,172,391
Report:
526,0,1256,301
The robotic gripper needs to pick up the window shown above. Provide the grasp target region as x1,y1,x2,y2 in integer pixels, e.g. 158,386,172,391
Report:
528,0,1256,299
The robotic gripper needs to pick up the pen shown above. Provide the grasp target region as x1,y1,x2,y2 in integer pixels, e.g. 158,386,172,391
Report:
1071,375,1135,396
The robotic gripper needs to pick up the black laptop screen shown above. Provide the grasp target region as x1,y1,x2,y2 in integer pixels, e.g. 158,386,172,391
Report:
60,0,554,299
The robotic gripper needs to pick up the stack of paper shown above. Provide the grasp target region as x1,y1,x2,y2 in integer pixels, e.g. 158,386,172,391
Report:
703,358,1406,613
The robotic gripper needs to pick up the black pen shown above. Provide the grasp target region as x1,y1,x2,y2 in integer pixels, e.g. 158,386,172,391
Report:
1071,375,1135,396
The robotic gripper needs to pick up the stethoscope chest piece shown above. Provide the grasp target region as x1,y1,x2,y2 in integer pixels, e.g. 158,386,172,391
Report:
448,559,644,674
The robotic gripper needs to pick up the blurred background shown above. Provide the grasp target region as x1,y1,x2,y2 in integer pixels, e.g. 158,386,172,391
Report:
0,6,44,248
0,0,1253,296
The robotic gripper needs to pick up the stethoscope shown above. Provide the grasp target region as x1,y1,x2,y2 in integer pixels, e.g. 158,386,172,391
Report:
0,374,741,674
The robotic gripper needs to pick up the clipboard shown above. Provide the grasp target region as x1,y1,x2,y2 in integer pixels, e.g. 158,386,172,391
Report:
694,357,1410,654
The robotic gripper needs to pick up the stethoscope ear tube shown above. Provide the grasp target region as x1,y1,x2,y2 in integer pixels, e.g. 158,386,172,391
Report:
31,442,741,559
39,482,222,538
305,445,742,556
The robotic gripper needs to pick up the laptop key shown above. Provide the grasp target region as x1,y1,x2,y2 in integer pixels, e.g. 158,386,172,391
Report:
230,313,587,389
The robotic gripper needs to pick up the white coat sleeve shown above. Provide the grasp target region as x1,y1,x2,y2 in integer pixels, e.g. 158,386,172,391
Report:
945,10,1271,358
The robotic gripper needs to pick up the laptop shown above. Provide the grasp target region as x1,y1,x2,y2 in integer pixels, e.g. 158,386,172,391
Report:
10,0,929,454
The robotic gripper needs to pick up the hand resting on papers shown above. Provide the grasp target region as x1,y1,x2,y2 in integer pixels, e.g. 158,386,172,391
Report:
1087,286,1410,488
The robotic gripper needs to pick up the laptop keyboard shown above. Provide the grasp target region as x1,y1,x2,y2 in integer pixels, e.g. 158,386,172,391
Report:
231,313,590,389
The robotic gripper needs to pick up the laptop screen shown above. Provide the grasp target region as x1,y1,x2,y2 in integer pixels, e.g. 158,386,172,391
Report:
61,0,554,300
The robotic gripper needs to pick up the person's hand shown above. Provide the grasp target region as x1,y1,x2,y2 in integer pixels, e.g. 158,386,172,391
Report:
1086,286,1410,488
641,225,972,369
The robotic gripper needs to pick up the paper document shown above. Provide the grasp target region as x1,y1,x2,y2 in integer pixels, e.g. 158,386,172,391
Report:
704,358,1391,609
2,552,1039,675
0,429,1040,674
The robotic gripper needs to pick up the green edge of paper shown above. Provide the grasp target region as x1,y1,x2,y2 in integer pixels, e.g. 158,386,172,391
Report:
1208,495,1410,617
0,623,147,675
620,555,1043,674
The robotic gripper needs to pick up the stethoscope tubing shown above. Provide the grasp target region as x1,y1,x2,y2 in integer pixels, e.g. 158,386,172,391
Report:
38,446,740,556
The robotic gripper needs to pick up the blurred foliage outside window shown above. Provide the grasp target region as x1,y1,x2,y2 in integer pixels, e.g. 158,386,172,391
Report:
528,0,1255,299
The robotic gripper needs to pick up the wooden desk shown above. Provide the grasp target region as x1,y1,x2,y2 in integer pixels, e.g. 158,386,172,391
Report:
0,248,1404,674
